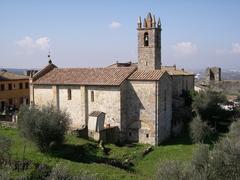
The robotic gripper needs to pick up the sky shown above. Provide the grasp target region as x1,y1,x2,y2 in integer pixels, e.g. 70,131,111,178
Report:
0,0,240,70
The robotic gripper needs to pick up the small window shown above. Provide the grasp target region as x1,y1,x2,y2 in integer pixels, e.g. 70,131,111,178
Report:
144,32,149,46
67,89,72,100
0,84,4,91
13,84,16,88
91,91,94,102
146,134,149,138
8,84,12,90
19,83,23,89
25,82,29,89
129,132,132,137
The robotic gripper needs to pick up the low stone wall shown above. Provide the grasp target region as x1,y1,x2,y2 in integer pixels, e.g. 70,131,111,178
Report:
210,81,240,95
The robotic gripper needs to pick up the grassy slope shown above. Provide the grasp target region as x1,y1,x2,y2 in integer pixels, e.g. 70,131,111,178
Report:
0,127,195,180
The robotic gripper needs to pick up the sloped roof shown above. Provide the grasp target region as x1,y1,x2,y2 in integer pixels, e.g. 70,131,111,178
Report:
34,67,136,86
128,69,167,81
32,63,57,81
161,66,194,76
107,62,138,68
0,71,28,81
89,111,105,117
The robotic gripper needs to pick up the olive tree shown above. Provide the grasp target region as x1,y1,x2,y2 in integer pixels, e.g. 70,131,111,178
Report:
18,105,71,152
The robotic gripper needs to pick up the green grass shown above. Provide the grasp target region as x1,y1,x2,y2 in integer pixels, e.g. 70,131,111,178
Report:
0,127,196,180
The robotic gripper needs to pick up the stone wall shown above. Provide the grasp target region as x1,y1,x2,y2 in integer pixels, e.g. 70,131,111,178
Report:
172,75,194,97
58,85,83,128
205,67,221,82
33,85,54,106
126,80,156,145
158,74,172,143
33,85,122,131
138,28,161,70
210,80,240,95
87,86,121,130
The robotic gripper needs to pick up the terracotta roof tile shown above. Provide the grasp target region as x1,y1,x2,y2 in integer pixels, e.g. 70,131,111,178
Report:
161,66,194,76
34,67,136,86
0,71,29,81
128,69,166,81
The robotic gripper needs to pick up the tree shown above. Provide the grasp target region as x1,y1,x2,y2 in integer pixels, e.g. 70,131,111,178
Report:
157,120,240,180
192,90,235,132
18,105,71,152
189,116,212,143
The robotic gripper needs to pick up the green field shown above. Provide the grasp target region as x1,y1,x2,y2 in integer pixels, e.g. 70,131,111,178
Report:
0,127,196,180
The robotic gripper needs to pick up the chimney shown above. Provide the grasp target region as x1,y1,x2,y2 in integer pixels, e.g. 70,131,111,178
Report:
173,64,176,70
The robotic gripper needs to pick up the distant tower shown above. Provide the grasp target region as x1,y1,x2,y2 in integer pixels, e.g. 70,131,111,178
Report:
205,67,221,82
137,12,162,70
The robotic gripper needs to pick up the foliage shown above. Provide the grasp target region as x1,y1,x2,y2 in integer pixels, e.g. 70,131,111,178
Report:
189,116,212,143
0,127,195,180
48,163,99,180
17,105,71,152
156,160,187,180
192,90,235,132
0,135,11,167
181,90,196,107
157,120,240,180
0,135,11,159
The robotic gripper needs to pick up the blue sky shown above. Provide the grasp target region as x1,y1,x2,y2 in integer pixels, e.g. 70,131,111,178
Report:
0,0,240,70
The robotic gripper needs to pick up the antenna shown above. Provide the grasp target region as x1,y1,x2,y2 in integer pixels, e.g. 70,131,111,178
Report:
48,49,52,64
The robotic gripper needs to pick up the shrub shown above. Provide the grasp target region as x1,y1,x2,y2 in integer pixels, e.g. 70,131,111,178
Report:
192,90,235,132
0,136,11,166
47,163,71,180
208,121,240,179
48,163,99,180
156,161,187,180
189,116,212,143
18,105,71,152
191,144,210,177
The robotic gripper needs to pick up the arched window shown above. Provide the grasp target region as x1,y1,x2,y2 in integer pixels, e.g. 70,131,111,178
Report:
144,32,149,46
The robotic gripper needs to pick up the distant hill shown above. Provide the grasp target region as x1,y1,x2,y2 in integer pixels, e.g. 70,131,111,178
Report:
191,69,240,81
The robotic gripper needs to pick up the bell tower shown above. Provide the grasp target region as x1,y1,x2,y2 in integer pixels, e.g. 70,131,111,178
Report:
137,13,162,70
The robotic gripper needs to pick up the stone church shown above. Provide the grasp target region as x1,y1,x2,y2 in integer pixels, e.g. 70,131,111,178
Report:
30,13,194,145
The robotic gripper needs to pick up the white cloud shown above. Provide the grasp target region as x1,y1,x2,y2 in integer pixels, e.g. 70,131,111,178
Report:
109,21,122,29
173,42,198,56
216,43,240,55
16,36,35,49
16,36,50,54
35,37,50,50
231,43,240,54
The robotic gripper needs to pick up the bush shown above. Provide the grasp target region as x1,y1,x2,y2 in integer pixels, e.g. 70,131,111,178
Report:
192,90,235,132
208,121,240,179
191,144,210,178
48,163,99,180
47,163,71,180
0,136,11,166
189,116,212,143
18,105,71,152
156,161,187,180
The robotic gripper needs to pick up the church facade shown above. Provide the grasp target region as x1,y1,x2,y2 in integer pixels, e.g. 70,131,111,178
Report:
30,13,194,145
